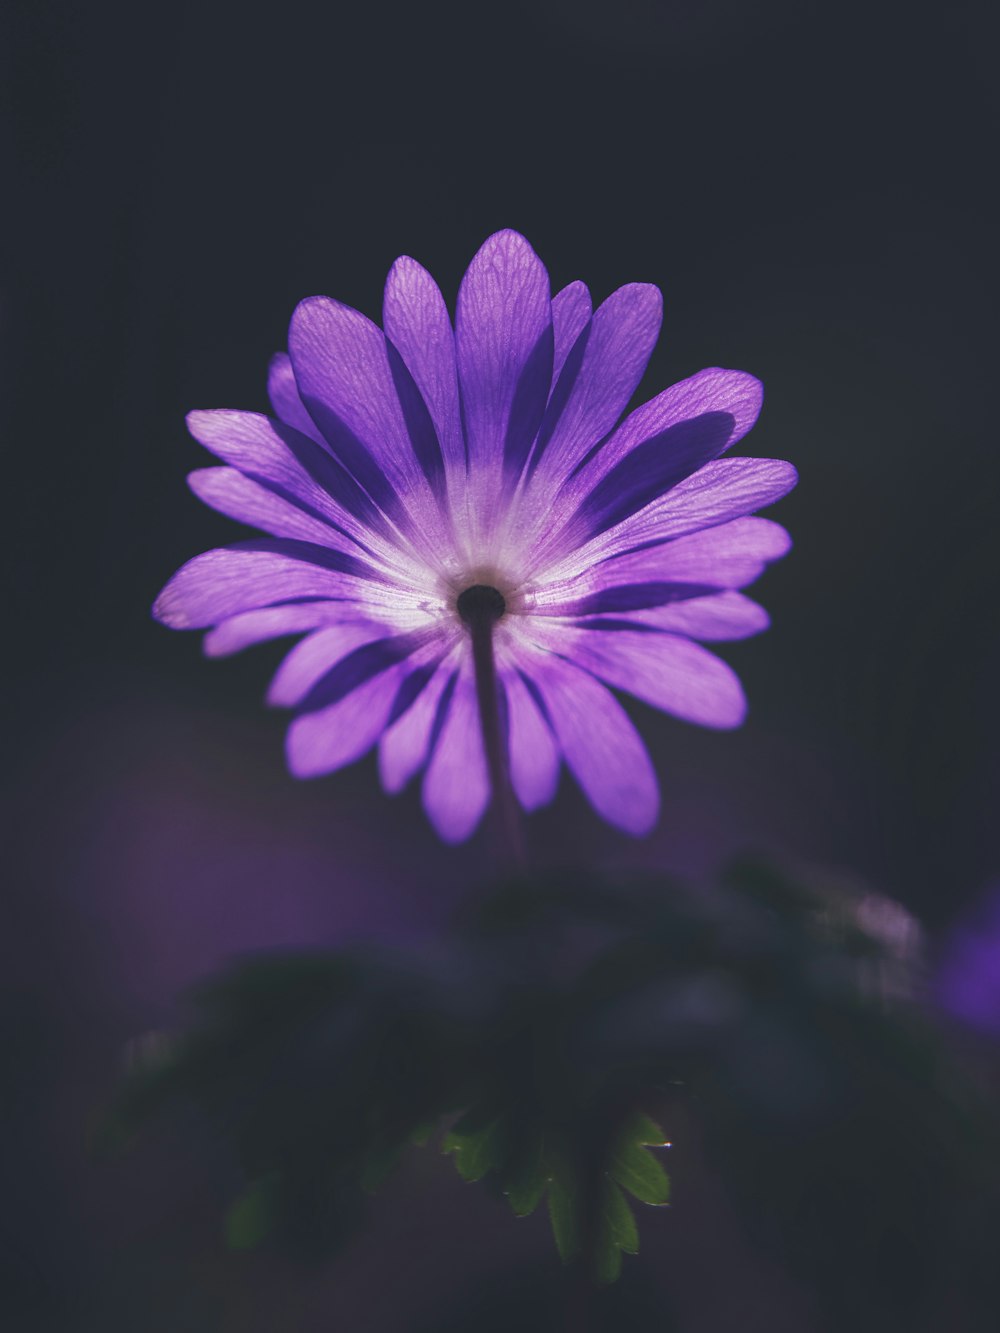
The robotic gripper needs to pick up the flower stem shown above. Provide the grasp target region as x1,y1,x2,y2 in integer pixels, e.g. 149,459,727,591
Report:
457,585,526,869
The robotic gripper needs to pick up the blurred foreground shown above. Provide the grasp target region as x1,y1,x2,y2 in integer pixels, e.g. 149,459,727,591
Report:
72,865,1000,1333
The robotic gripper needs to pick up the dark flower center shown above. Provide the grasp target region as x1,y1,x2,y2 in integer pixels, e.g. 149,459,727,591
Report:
456,583,506,625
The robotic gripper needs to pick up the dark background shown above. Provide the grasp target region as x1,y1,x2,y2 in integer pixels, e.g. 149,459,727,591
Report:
5,1,998,1329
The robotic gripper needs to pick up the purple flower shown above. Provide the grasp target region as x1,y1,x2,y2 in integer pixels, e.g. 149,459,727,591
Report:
154,230,795,842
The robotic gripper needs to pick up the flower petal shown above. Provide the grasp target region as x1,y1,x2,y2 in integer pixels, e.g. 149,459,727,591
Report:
288,295,448,538
530,368,764,560
535,517,792,615
267,352,326,444
576,415,731,536
378,647,461,794
608,517,791,587
552,457,798,576
267,623,399,706
455,229,553,486
152,544,377,630
601,591,771,640
503,669,560,810
585,367,764,489
529,282,662,489
204,601,353,658
534,625,747,730
422,655,490,843
187,468,357,551
186,409,391,555
550,281,592,381
285,664,408,779
525,651,659,835
383,256,465,477
152,532,437,631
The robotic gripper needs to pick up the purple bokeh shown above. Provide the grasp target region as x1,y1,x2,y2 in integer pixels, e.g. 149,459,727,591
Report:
935,884,1000,1036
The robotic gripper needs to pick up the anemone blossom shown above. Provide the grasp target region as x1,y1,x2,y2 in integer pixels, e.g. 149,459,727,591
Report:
154,230,796,842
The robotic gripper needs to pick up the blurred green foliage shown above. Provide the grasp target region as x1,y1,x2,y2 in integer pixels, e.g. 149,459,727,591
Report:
101,863,1000,1326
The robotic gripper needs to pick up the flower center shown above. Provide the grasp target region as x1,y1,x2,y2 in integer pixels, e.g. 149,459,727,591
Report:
456,583,506,626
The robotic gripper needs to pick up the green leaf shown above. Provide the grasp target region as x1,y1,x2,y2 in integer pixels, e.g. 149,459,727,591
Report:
442,1116,503,1182
507,1176,547,1218
608,1112,670,1206
594,1241,623,1286
547,1173,581,1261
225,1175,279,1251
592,1181,639,1285
505,1162,547,1217
503,1131,546,1217
604,1180,639,1255
611,1139,670,1206
626,1112,670,1147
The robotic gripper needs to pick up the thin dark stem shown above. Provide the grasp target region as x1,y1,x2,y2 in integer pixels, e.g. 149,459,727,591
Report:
459,586,526,870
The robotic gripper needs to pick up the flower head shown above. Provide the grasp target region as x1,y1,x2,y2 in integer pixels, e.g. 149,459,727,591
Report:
154,230,796,841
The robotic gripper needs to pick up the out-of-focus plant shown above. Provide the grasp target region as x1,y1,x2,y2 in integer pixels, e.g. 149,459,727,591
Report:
100,862,1000,1325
